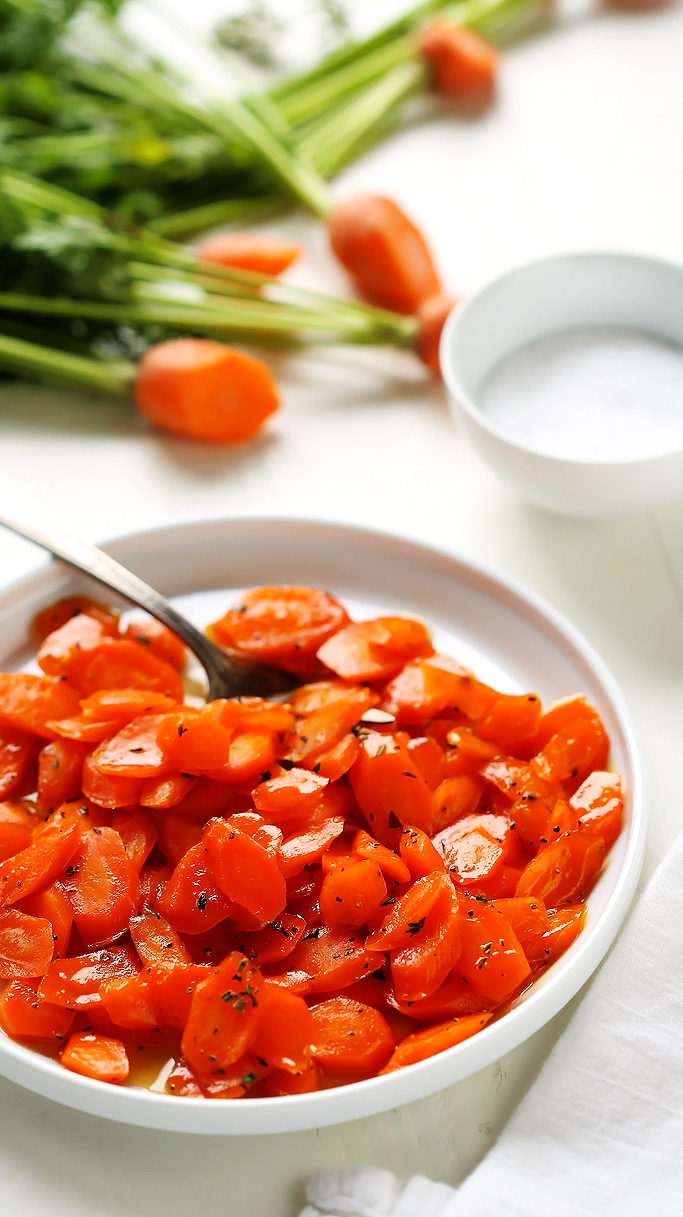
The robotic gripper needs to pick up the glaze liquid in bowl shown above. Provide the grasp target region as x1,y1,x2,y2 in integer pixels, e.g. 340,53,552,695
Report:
0,519,645,1133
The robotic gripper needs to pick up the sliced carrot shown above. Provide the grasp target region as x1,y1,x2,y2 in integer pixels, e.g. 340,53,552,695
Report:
198,232,302,276
365,872,446,953
39,945,139,1008
37,612,113,677
63,639,184,701
203,817,286,923
44,714,120,744
570,770,623,848
80,688,179,724
352,829,411,888
284,926,374,994
524,904,587,967
251,982,314,1073
91,714,169,778
0,819,81,907
252,766,328,821
0,674,80,739
317,617,431,681
489,896,548,949
319,858,387,929
0,726,39,800
311,996,395,1073
349,730,434,842
134,339,280,444
383,655,489,725
301,732,360,781
390,878,461,1002
0,800,34,864
430,775,484,834
516,831,605,905
433,821,506,888
61,1031,129,1084
208,586,349,672
386,971,490,1020
36,738,86,810
277,816,345,879
111,808,157,871
0,979,74,1040
233,912,306,966
457,900,530,1004
477,693,542,751
100,975,158,1032
156,702,241,774
81,753,144,809
0,907,55,978
140,771,197,810
399,824,445,880
285,687,376,766
381,1013,492,1072
130,908,192,969
181,952,262,1077
158,840,235,934
31,597,119,645
155,812,204,868
328,195,442,313
63,826,139,949
19,881,73,958
405,735,446,789
121,618,186,669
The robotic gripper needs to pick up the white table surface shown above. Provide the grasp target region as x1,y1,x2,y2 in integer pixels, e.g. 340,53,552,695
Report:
1,2,683,1212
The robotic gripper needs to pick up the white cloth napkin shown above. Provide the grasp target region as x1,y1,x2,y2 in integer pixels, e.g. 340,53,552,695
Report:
299,833,683,1217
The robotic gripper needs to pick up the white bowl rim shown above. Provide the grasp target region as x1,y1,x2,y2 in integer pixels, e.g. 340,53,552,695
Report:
439,248,683,469
0,515,646,1134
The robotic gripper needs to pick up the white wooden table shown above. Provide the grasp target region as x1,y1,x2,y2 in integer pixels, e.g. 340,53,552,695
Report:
1,3,682,1212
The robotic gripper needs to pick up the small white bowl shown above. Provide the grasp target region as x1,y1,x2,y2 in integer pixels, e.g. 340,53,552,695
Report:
440,252,683,516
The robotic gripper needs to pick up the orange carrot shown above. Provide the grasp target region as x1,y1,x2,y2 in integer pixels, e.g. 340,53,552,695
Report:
134,339,279,444
416,293,457,375
418,21,499,110
328,195,442,313
198,232,302,276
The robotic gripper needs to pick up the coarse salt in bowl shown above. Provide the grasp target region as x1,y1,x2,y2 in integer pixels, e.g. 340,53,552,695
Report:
440,252,683,516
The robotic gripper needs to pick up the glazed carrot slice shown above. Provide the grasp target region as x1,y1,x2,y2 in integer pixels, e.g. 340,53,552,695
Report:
81,754,144,809
63,826,140,949
37,612,114,677
92,714,169,778
209,586,349,672
457,901,530,1004
430,775,484,835
36,738,86,810
0,801,34,864
516,831,605,905
251,983,314,1073
137,963,208,1029
531,696,609,787
198,232,302,276
285,687,376,765
405,735,446,789
80,688,179,724
0,908,55,978
252,766,328,821
349,730,434,841
386,972,490,1020
524,904,587,967
477,693,542,751
433,823,506,888
233,913,306,966
319,858,387,929
39,945,139,1008
63,639,184,701
181,952,262,1077
31,597,119,644
288,681,362,714
328,195,442,313
156,702,241,774
140,771,197,810
61,1031,129,1084
442,727,500,776
158,840,235,934
277,816,345,879
19,881,73,958
570,771,623,848
301,732,360,781
317,617,431,681
100,975,158,1032
380,1013,492,1072
155,812,203,868
138,863,172,910
204,817,287,923
130,908,192,969
0,819,81,907
0,726,39,799
383,656,494,725
390,879,461,1002
206,727,278,785
352,830,411,887
399,825,445,880
111,808,157,871
134,339,280,445
260,1060,320,1097
310,996,396,1073
0,674,80,739
44,715,120,744
0,979,74,1040
365,873,446,953
284,927,374,994
489,896,548,949
121,618,186,669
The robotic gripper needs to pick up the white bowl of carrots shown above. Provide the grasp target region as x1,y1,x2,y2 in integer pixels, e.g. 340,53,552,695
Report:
0,518,645,1133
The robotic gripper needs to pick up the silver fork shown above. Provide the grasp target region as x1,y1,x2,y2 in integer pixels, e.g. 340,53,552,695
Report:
0,481,293,699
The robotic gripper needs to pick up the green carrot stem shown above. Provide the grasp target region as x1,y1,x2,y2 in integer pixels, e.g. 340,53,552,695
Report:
0,332,133,396
147,196,283,239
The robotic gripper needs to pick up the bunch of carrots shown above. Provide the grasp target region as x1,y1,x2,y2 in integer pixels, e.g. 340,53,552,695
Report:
0,0,670,443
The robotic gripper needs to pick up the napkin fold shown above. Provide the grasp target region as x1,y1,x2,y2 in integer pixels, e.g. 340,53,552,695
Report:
300,833,683,1217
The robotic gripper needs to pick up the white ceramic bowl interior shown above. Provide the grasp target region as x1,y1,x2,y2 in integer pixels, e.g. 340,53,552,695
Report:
440,252,683,516
0,518,645,1133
